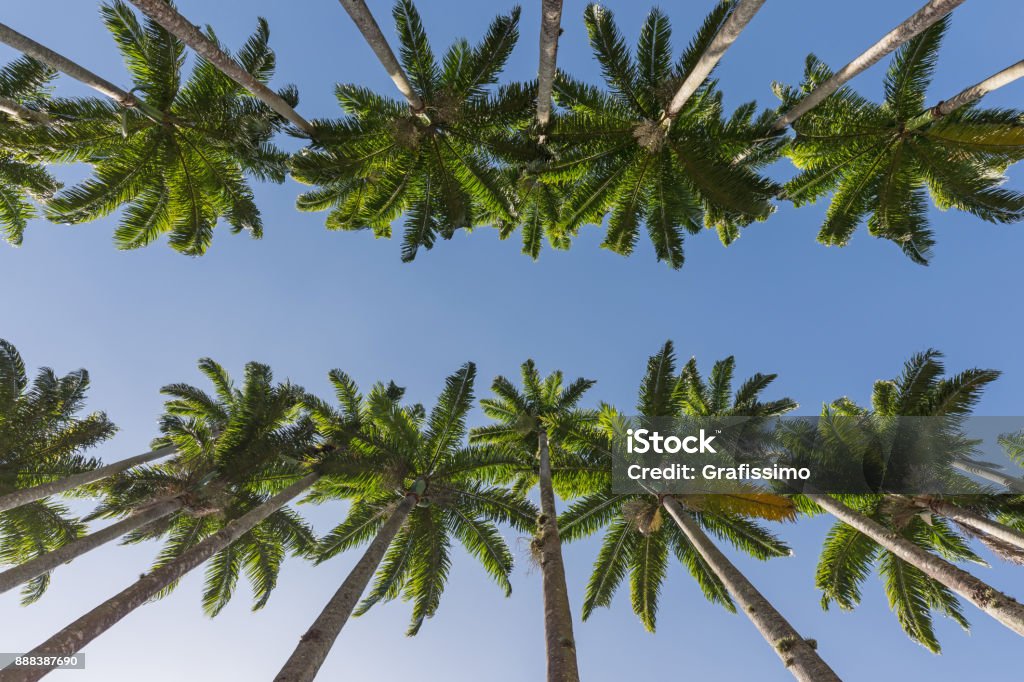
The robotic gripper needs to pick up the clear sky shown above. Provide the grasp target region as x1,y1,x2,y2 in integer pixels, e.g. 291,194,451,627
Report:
2,1,1024,680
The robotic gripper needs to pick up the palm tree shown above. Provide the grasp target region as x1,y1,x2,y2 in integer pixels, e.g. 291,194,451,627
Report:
0,339,116,603
560,342,841,682
770,0,966,131
291,0,527,262
470,360,595,682
29,1,296,255
274,363,534,682
807,350,1024,648
0,356,318,604
125,0,314,136
546,3,779,269
6,358,322,679
779,17,1024,264
0,58,59,245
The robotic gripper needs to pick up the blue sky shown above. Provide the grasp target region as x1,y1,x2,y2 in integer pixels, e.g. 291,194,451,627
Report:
2,0,1024,679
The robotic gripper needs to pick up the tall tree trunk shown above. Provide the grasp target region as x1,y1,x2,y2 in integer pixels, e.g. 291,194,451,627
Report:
809,493,1024,637
662,496,842,682
125,0,315,136
666,0,765,122
337,0,425,113
0,445,175,514
0,95,50,126
537,430,580,682
3,473,319,682
908,58,1024,129
952,460,1024,493
0,22,135,106
273,494,417,682
0,499,183,596
772,0,966,131
920,497,1024,553
535,0,564,138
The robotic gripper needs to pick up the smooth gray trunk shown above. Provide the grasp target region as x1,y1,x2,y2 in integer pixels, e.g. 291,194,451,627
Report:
0,445,175,514
0,95,49,125
125,0,315,136
337,0,425,113
662,496,842,682
952,460,1024,493
273,494,417,682
535,0,564,136
932,59,1024,118
810,494,1024,637
3,473,319,681
922,498,1024,552
0,499,183,596
772,0,967,130
537,431,580,682
666,0,765,121
0,22,134,106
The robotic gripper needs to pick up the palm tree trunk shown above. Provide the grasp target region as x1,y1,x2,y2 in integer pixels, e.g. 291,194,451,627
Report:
665,0,766,122
907,58,1024,129
273,494,417,682
809,493,1024,637
337,0,425,114
0,22,135,106
921,498,1024,552
771,0,966,131
535,0,564,138
125,0,315,136
662,496,842,682
0,499,183,596
3,473,319,682
537,430,581,682
0,445,175,514
0,95,49,126
952,460,1024,493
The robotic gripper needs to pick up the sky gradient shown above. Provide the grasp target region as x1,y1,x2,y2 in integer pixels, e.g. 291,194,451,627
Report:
2,0,1024,679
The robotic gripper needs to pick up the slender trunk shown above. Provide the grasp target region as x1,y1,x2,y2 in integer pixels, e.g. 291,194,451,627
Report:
665,0,765,122
337,0,425,113
662,496,842,682
907,59,1024,129
3,473,319,682
124,0,315,136
535,0,564,138
0,22,134,106
922,498,1024,552
0,445,175,514
273,494,417,682
809,494,1024,637
772,0,966,131
0,499,183,596
537,430,580,682
952,460,1024,493
0,95,49,126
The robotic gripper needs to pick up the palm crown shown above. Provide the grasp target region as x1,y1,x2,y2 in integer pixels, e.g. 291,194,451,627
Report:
559,341,797,630
306,363,535,635
811,350,1007,652
0,338,116,603
0,57,60,246
103,357,318,615
291,0,528,262
780,16,1024,264
545,3,780,269
36,1,295,255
